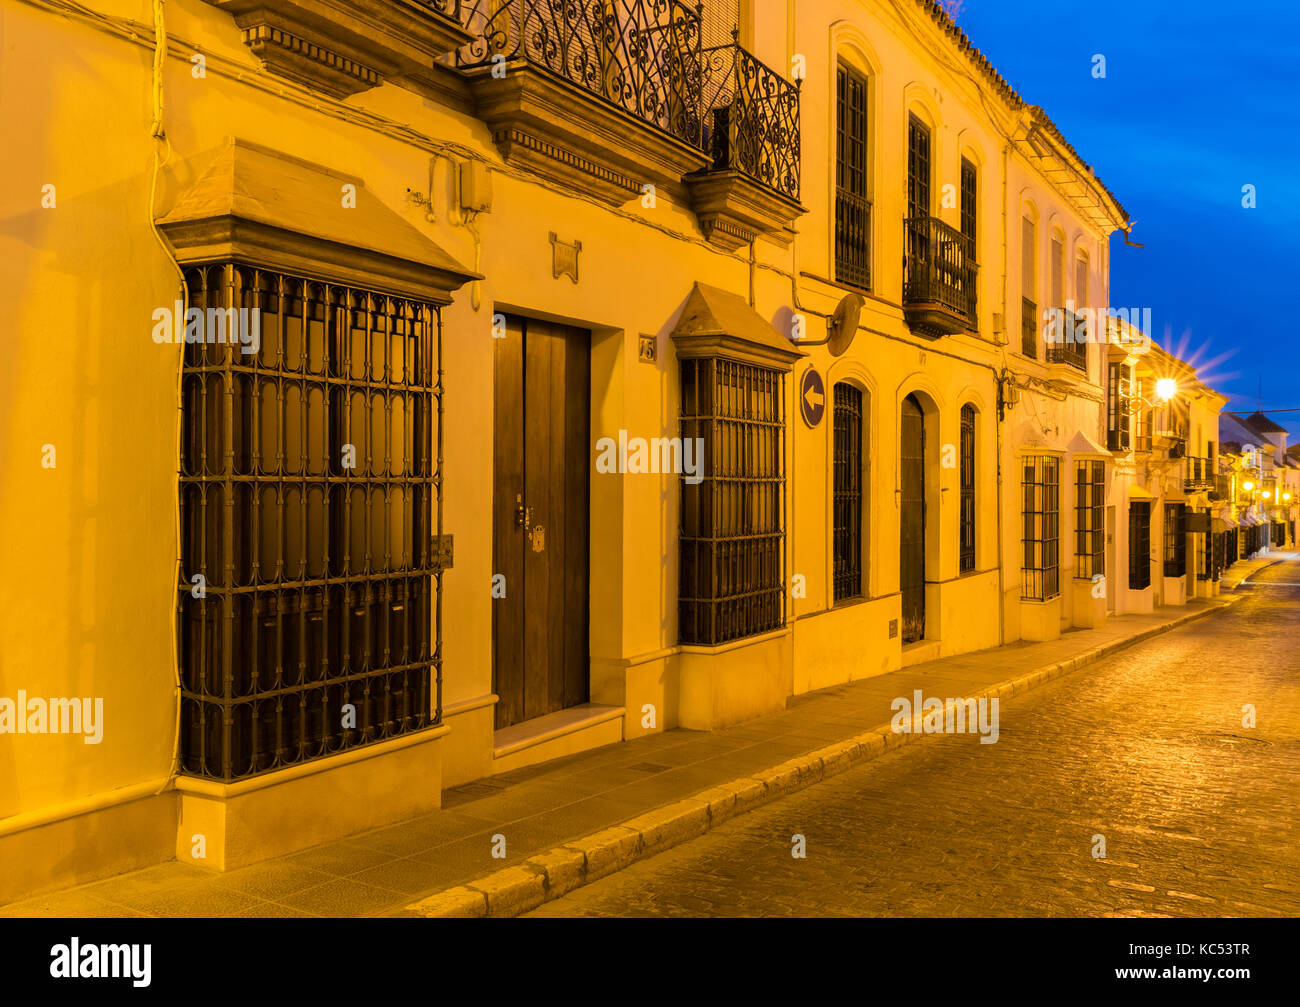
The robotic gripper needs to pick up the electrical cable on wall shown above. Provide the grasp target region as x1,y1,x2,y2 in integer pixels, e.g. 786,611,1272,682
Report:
146,0,186,796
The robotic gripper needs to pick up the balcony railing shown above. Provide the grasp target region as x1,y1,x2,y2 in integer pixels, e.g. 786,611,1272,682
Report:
457,0,706,147
1021,297,1037,357
1045,309,1088,372
700,36,801,201
1185,456,1214,491
902,216,977,336
1210,472,1231,501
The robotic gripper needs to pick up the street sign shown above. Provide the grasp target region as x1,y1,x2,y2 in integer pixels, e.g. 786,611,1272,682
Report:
800,367,825,428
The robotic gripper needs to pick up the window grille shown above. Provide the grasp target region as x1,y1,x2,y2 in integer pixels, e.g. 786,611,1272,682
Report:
1075,460,1104,579
835,63,871,291
960,158,977,251
959,404,976,573
1129,501,1152,590
178,265,442,781
832,383,864,601
679,357,785,645
1163,502,1186,578
1107,362,1132,451
907,115,930,220
1021,455,1059,601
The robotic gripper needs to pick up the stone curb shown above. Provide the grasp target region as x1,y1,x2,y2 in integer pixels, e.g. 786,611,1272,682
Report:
403,599,1237,918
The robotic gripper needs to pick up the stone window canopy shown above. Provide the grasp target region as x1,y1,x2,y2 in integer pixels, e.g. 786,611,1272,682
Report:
670,283,806,370
156,138,478,303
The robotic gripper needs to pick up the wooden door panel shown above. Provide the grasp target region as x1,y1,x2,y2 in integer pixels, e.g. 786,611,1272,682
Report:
493,316,526,729
522,321,554,723
562,325,590,710
493,316,590,729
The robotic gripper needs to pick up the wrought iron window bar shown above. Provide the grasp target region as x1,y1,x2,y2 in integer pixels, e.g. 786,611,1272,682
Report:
902,215,978,325
679,357,786,646
1075,460,1104,579
959,404,976,574
178,265,444,782
1021,454,1059,601
1021,296,1037,359
832,383,864,600
1163,502,1186,577
1129,501,1152,590
835,62,870,291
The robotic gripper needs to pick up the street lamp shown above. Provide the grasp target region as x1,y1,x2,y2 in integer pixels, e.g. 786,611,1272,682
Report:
1285,493,1293,502
1263,491,1272,500
1243,480,1255,492
1155,378,1177,402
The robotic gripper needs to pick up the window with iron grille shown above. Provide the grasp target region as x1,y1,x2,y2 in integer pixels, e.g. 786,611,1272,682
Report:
959,404,976,573
178,265,442,781
1075,460,1104,579
1107,362,1132,451
1163,503,1186,577
1129,500,1152,590
907,114,930,220
832,383,864,601
836,63,871,291
960,158,977,250
1021,455,1059,601
679,358,785,645
1133,378,1153,451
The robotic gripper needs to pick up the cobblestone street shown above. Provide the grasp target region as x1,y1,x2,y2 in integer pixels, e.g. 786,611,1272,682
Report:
528,560,1300,918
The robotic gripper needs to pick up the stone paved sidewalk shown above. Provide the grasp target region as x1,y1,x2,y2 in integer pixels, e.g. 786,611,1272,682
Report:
1219,551,1295,591
1,596,1238,918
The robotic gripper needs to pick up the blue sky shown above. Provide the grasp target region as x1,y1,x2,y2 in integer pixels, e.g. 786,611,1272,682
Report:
952,0,1300,434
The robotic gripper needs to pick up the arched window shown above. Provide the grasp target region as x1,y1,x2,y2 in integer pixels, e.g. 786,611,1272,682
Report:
833,382,865,600
959,404,976,573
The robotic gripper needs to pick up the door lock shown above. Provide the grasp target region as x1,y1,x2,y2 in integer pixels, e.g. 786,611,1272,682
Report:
515,494,532,532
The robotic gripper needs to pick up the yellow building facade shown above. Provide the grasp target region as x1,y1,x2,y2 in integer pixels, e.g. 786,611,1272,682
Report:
2,0,1144,904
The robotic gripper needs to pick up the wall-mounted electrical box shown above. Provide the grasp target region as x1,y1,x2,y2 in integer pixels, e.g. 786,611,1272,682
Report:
460,161,493,213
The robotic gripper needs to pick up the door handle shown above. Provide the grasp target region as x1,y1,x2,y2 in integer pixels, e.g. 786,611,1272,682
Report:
515,494,531,532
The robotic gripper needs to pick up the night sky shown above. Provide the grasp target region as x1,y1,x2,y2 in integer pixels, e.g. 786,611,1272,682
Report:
951,0,1300,436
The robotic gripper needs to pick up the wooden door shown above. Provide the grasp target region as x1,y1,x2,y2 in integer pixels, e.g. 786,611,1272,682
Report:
899,394,926,644
493,315,590,730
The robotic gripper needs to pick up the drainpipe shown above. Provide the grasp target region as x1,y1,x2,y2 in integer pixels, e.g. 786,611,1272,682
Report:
995,135,1011,645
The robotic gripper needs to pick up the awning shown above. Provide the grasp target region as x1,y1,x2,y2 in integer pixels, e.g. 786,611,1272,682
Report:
1128,484,1159,500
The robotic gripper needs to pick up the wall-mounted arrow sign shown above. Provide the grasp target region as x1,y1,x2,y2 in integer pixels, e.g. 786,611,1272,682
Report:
801,367,825,428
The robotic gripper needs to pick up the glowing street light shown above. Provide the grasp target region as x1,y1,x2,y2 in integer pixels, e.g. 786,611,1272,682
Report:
1155,378,1177,401
1243,481,1255,492
1263,491,1272,500
1285,493,1294,502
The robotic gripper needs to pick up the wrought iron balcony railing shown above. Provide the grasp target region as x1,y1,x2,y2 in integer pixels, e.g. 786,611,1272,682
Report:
1185,456,1214,491
902,216,977,335
1021,297,1037,358
1210,472,1231,500
699,35,800,201
1045,309,1088,372
457,0,706,147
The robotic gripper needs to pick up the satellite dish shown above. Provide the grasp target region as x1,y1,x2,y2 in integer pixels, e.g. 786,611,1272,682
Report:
827,293,864,357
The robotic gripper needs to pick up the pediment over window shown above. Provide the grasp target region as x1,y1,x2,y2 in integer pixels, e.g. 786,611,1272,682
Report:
670,283,805,370
156,138,478,303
